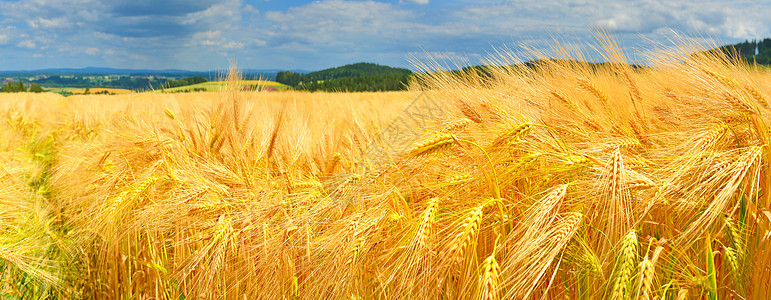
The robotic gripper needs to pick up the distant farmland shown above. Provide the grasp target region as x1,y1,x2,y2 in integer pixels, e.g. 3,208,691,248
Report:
45,87,134,95
158,80,289,92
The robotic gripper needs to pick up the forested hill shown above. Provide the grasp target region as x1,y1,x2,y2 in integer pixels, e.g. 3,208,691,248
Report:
714,38,771,64
275,62,413,92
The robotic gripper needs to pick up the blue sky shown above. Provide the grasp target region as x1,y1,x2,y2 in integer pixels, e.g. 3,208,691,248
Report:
0,0,768,71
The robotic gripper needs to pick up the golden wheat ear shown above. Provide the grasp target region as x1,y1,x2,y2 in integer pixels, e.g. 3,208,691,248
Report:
491,121,533,148
407,133,456,157
479,253,501,300
577,78,609,104
443,118,473,132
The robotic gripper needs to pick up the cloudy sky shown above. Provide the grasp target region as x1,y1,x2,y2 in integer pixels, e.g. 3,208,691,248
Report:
0,0,768,71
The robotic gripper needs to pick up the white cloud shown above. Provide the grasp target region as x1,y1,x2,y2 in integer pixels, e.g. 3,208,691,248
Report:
17,40,36,48
0,0,768,70
265,0,418,46
451,0,771,55
407,51,480,65
35,17,70,29
189,29,253,49
400,0,429,4
222,41,244,49
180,0,243,26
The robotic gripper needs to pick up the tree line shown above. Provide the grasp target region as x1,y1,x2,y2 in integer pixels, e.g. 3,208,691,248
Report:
163,76,207,89
715,38,771,65
33,75,164,91
275,62,413,92
2,81,44,93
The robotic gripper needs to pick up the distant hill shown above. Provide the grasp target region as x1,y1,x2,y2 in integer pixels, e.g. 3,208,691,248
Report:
0,67,299,92
301,62,411,82
2,67,192,74
0,66,309,75
275,62,413,92
0,67,307,82
712,38,771,65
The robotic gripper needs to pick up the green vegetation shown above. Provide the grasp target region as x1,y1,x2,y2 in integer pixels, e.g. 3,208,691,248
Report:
0,69,281,92
714,38,771,64
276,62,413,92
168,87,207,93
32,75,165,90
158,80,288,93
29,83,44,93
2,81,44,93
162,76,207,89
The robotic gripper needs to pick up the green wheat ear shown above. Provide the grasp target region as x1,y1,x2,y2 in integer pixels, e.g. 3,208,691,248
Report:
611,230,638,300
706,234,717,300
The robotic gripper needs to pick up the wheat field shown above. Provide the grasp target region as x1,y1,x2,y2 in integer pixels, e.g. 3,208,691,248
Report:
1,40,770,299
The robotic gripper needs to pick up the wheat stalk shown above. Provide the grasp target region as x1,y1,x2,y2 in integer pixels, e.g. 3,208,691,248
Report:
549,89,577,109
636,257,655,300
410,197,439,253
744,84,769,107
611,230,638,300
577,78,609,103
724,217,744,289
447,202,487,265
724,91,755,112
621,70,641,103
346,236,366,266
675,289,688,300
492,122,533,147
444,173,473,186
695,124,728,152
702,68,739,88
408,134,456,157
456,99,483,123
479,253,500,300
444,118,473,131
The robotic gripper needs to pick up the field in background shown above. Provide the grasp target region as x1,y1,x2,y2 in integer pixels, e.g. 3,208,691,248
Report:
42,80,289,95
45,87,135,95
158,79,289,92
1,40,771,299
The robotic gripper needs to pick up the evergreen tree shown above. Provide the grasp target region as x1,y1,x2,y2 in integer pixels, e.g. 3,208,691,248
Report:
2,81,15,93
276,71,301,86
166,76,207,88
29,83,44,93
16,81,26,92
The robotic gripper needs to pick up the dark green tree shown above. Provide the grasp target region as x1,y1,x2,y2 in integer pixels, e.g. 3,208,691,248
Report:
16,81,26,92
276,71,302,86
713,38,771,65
83,88,91,95
29,83,44,93
2,81,15,92
166,76,207,88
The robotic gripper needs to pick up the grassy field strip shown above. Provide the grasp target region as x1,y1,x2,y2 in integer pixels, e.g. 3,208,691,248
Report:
158,80,289,92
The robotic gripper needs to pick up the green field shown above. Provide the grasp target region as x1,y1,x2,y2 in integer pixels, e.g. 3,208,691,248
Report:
44,87,82,94
158,80,289,92
45,87,133,95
